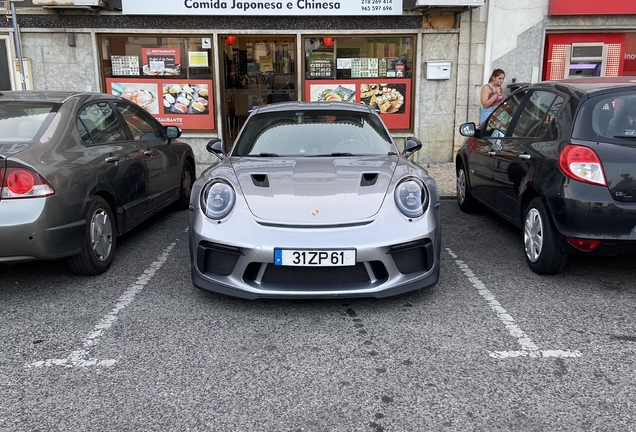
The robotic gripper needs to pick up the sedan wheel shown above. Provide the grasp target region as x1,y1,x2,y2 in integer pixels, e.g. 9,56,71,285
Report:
523,197,567,275
456,164,476,212
68,196,116,275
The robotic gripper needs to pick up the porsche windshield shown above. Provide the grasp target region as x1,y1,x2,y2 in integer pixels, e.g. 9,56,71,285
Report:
233,109,395,157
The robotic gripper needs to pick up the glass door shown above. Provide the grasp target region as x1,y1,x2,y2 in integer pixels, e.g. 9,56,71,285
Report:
220,35,296,148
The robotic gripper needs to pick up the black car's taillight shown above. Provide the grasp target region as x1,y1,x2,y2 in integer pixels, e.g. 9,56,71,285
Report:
557,144,607,186
0,168,55,199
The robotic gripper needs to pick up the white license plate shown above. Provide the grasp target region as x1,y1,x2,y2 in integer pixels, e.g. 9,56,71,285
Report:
274,249,356,266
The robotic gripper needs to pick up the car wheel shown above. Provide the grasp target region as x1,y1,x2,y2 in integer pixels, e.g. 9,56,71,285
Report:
67,196,116,276
175,160,194,210
523,197,568,275
457,163,477,212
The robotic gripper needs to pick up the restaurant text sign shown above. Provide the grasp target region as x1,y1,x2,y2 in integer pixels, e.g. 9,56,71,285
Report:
122,0,403,16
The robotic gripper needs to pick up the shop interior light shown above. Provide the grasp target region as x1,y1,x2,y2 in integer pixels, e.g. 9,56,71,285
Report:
225,36,236,45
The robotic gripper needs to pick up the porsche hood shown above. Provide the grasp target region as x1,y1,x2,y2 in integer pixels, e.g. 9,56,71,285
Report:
232,156,399,224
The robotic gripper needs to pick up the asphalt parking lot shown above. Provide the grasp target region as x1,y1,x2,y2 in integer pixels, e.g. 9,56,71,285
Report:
2,198,636,431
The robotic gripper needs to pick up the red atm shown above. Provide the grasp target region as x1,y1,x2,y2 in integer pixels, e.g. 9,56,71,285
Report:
543,34,626,81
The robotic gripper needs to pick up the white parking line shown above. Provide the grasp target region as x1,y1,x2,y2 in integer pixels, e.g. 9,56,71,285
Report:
27,243,176,368
446,248,582,359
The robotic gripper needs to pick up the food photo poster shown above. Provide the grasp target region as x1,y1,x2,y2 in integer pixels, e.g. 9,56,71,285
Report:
305,79,411,129
107,78,215,130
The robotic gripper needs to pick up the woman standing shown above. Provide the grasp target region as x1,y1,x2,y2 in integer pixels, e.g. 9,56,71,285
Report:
480,69,505,124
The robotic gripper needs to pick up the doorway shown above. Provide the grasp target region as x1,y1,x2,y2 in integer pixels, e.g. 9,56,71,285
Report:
220,35,296,148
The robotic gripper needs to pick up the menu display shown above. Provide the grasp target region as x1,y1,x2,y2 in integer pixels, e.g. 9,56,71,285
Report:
142,48,181,76
305,78,411,130
111,56,140,76
308,53,335,78
359,83,406,114
106,77,214,130
161,83,209,115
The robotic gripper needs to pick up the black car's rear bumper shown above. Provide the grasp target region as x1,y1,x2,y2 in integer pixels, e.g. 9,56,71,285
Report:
546,180,636,254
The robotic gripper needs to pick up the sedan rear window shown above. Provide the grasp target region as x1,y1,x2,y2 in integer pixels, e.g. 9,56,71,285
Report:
0,102,59,142
232,110,394,157
575,90,636,143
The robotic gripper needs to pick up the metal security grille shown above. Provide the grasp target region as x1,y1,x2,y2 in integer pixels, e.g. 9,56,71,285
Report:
549,44,568,80
606,44,622,76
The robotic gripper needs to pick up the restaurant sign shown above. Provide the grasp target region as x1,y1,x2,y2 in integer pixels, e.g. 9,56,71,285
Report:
122,0,404,16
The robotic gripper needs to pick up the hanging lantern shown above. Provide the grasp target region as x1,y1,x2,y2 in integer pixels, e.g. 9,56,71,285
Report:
322,37,334,47
225,36,236,45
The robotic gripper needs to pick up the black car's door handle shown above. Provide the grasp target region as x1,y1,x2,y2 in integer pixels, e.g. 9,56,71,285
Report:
104,156,119,163
519,154,531,160
488,151,497,156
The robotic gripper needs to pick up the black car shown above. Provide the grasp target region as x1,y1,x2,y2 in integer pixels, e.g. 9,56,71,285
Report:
456,77,636,274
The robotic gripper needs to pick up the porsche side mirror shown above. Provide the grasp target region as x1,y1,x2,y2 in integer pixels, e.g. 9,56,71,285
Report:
206,138,226,160
403,137,422,158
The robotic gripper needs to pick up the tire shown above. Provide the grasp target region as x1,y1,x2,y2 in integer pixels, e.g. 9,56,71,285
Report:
67,196,116,276
523,197,568,275
175,160,194,210
456,163,477,212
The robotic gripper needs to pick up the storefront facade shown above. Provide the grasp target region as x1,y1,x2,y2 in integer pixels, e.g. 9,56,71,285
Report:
488,0,636,89
1,0,488,164
3,1,636,164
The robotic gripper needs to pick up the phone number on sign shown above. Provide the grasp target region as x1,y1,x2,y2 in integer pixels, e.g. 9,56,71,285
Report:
360,0,394,12
361,5,394,10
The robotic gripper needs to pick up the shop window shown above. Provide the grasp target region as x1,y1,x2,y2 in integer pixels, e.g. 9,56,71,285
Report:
99,35,215,132
220,35,297,143
303,36,414,131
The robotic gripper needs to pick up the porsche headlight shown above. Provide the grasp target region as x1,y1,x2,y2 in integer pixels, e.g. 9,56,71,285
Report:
202,180,236,220
394,178,427,218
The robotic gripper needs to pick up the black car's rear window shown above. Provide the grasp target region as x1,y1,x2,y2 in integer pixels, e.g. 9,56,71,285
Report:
232,109,395,157
574,90,636,144
0,102,60,142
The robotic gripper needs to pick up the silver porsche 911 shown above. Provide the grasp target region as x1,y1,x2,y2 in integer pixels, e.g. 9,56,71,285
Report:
189,102,441,299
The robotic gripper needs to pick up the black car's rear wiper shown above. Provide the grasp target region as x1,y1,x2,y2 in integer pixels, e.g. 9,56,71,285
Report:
613,135,636,141
256,152,280,157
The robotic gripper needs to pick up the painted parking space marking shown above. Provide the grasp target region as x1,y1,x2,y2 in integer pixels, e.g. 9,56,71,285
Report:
446,248,582,359
27,243,176,368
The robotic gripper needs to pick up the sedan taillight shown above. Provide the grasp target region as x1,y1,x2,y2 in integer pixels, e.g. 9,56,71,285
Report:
557,144,606,186
0,168,55,199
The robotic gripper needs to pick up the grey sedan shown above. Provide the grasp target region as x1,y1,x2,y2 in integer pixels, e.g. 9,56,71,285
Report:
189,101,441,299
0,91,195,275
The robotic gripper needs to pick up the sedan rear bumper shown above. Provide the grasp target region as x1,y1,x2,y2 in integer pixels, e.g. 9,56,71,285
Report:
0,198,84,263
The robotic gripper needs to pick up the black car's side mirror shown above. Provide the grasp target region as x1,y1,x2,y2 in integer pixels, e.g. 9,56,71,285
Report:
459,122,476,137
165,126,182,140
206,138,226,160
403,137,422,158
